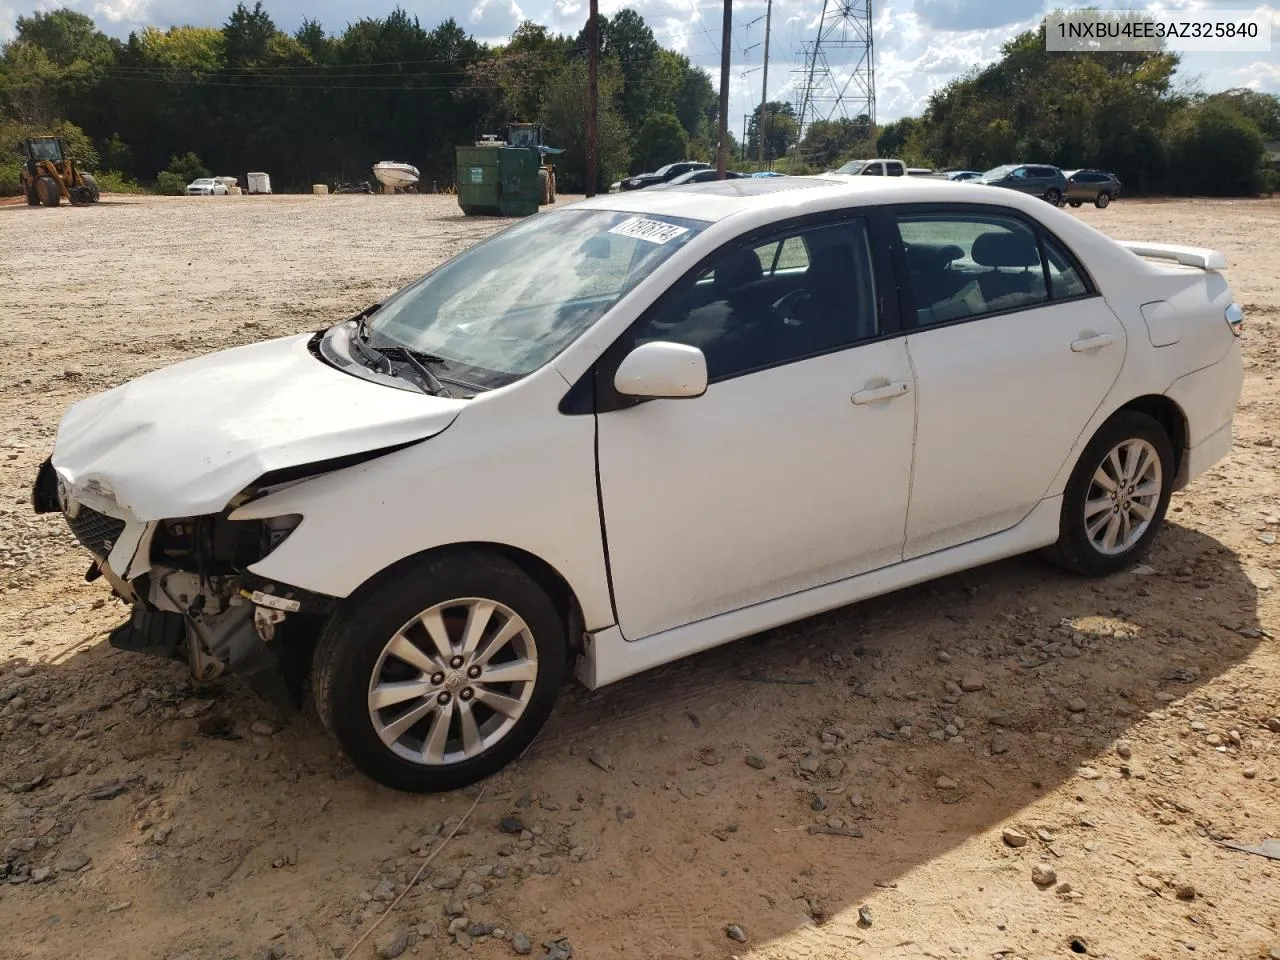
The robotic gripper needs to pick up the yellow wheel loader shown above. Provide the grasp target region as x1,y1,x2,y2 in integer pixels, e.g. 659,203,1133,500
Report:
20,137,100,207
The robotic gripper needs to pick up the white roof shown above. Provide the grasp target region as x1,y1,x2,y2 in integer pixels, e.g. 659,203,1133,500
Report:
570,175,1006,224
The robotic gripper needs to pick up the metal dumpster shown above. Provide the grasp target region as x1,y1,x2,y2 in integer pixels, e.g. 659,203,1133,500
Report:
456,144,540,217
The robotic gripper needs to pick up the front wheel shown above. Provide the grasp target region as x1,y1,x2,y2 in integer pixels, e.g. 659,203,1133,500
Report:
1069,200,1083,208
311,550,567,792
1044,188,1062,205
1046,410,1174,576
1094,192,1111,209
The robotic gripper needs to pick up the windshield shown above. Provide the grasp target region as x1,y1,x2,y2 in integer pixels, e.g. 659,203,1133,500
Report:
983,165,1016,178
364,208,706,389
193,178,213,184
833,160,868,175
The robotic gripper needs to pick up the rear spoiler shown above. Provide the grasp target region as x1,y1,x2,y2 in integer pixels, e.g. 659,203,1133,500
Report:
1117,241,1226,271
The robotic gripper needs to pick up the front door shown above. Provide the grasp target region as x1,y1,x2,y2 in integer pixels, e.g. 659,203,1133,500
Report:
893,206,1125,559
595,216,917,640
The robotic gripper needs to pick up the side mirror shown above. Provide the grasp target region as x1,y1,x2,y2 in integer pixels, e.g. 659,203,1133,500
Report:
614,341,707,400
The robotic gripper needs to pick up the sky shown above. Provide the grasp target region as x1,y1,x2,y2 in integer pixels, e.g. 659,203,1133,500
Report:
2,0,1278,135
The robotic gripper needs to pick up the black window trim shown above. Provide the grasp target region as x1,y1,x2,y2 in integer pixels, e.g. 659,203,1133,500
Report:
560,206,902,415
885,201,1100,335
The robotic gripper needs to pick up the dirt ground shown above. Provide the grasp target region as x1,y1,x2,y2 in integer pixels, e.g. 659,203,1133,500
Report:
0,192,1277,960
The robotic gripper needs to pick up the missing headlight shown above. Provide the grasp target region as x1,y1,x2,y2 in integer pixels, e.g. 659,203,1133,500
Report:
151,513,302,573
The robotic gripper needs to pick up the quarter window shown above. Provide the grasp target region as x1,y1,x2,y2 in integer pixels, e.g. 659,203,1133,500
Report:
897,213,1048,326
633,220,879,381
1043,235,1088,298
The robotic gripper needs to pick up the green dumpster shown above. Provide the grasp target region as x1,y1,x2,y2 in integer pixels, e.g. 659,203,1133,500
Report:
456,145,541,217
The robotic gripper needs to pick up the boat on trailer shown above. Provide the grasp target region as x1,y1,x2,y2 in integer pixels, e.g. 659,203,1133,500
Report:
372,161,420,190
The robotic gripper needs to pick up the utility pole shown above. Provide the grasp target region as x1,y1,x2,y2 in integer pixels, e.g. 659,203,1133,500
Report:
757,0,771,166
715,0,732,178
585,0,599,197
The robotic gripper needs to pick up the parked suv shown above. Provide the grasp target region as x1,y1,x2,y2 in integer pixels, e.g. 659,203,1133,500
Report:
828,158,906,177
1064,169,1122,208
980,164,1067,205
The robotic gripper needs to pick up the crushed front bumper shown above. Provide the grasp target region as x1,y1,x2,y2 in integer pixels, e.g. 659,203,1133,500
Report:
33,456,337,713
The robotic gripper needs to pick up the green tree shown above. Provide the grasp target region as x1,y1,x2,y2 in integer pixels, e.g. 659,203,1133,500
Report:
12,10,115,68
746,101,798,161
155,151,209,194
634,112,687,171
800,117,872,169
1165,102,1265,195
540,56,629,192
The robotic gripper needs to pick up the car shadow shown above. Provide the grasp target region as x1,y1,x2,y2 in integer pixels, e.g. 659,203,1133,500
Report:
0,520,1264,959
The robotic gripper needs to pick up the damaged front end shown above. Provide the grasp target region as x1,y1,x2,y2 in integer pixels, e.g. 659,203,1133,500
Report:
32,458,335,713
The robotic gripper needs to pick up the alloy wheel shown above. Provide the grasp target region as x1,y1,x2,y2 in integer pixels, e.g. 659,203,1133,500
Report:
1084,438,1162,556
367,597,539,766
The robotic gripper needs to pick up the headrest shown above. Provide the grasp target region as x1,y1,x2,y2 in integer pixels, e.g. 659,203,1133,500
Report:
714,247,763,296
971,230,1041,268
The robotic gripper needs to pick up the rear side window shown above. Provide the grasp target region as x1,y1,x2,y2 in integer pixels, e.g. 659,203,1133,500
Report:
897,213,1048,325
1043,235,1088,298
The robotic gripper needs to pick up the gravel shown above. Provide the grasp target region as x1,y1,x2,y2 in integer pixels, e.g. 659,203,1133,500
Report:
725,924,748,943
1002,828,1029,848
511,931,532,955
374,928,411,959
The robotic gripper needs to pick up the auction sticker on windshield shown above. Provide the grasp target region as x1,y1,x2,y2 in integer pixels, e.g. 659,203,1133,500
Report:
609,217,690,245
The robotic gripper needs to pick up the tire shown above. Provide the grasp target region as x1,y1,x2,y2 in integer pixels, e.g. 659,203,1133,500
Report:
81,174,100,203
311,549,567,792
25,183,40,206
1094,192,1111,209
549,170,557,203
1046,410,1175,577
36,176,60,207
1044,188,1062,206
1069,200,1083,208
538,168,551,205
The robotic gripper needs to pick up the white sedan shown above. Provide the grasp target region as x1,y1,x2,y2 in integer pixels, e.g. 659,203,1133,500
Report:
33,177,1244,792
185,177,228,196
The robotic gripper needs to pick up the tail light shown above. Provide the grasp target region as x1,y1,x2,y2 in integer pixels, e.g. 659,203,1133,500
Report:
1225,302,1244,337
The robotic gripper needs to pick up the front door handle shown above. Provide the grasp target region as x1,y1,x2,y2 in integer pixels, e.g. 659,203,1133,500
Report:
852,381,911,405
1071,333,1116,352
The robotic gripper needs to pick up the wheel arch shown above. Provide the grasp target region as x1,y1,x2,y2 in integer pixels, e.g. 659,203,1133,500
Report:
1114,394,1188,486
348,540,589,656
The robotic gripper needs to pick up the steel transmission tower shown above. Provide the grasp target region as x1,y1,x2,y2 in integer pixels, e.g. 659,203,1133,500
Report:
791,0,876,149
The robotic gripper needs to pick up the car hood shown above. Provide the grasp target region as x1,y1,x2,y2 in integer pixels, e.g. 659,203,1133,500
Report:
51,333,467,521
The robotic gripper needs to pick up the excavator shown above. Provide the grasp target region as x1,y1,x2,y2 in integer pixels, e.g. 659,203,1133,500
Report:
20,137,100,207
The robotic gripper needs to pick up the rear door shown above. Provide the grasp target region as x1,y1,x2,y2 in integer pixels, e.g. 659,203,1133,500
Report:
891,204,1126,559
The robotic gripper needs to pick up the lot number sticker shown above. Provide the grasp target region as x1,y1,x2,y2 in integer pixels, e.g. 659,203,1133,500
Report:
609,216,690,245
469,166,484,184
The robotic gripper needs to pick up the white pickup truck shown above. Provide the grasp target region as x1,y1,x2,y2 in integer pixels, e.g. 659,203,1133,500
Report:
828,158,907,177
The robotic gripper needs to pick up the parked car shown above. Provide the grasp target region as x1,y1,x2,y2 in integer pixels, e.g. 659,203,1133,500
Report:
185,177,228,196
751,170,786,177
611,161,712,192
34,176,1245,792
907,167,947,178
980,164,1068,205
656,168,749,187
1064,169,1122,208
829,158,906,176
946,170,984,181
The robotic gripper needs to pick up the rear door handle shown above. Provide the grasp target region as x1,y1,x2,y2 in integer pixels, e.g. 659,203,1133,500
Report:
852,381,911,405
1071,333,1116,352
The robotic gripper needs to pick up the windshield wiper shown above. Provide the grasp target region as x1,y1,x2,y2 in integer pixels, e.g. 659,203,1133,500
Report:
375,345,453,398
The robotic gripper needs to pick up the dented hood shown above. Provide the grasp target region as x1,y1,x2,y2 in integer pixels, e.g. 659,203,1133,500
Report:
52,333,466,520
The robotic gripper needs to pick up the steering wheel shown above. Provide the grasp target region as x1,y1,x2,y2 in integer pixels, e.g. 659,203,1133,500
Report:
772,288,811,326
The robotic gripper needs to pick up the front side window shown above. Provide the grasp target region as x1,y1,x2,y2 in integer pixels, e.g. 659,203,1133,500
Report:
632,219,879,382
366,209,706,388
897,212,1049,326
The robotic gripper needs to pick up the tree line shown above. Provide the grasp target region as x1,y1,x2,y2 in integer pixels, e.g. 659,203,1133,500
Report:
2,5,1276,197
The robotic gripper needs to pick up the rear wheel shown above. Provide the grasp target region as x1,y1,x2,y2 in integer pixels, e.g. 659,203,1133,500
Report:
1094,192,1111,209
24,183,39,206
1045,188,1062,205
538,168,551,205
1068,200,1083,208
36,176,60,207
311,550,567,792
81,174,100,203
1046,410,1174,576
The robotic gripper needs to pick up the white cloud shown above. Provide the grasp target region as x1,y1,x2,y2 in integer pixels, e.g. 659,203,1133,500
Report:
469,0,524,38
